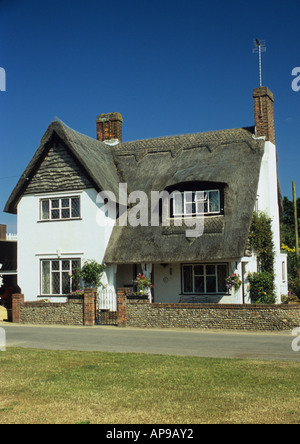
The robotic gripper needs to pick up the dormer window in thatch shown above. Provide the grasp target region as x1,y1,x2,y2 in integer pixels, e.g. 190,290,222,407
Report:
165,181,226,219
173,190,221,217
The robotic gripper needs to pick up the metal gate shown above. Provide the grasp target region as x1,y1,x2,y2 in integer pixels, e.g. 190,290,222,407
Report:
96,288,118,325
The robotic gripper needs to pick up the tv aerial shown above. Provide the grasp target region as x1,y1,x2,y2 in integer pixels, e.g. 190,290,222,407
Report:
253,39,266,87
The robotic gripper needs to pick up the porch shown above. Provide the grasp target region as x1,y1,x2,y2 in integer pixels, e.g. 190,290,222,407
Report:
111,260,253,305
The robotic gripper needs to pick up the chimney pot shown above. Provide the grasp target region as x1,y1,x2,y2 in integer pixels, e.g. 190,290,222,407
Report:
96,112,123,144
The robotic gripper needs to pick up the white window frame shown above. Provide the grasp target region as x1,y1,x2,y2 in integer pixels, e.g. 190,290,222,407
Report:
40,258,81,296
40,196,81,221
173,190,221,217
182,263,228,294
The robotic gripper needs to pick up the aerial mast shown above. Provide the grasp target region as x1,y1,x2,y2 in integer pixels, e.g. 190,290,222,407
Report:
253,39,266,87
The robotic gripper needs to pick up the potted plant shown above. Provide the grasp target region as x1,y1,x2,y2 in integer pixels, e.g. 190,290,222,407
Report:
72,260,107,291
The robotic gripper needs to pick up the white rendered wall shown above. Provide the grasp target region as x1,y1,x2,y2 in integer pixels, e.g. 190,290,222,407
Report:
17,188,115,301
256,141,288,302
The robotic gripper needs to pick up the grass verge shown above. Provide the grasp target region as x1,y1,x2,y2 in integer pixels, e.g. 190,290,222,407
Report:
0,347,299,424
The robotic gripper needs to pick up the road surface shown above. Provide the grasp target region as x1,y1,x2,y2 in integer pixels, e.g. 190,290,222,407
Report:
1,322,300,362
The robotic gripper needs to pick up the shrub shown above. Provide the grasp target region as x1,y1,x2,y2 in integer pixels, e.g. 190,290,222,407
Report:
249,212,275,276
74,260,107,289
248,271,276,304
290,276,300,298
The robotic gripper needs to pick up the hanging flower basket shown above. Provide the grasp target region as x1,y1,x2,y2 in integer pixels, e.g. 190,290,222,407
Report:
225,274,242,292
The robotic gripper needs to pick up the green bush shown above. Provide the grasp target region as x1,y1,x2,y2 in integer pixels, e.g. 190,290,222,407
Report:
74,260,107,289
249,212,275,276
290,276,300,298
248,271,276,304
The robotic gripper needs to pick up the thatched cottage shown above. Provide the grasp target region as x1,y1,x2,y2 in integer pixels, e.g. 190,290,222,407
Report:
4,86,288,304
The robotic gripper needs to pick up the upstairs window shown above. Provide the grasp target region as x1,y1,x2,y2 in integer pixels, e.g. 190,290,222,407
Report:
40,196,81,221
173,190,221,217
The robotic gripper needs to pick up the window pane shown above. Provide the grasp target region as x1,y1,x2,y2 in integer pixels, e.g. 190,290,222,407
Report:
71,198,80,218
51,199,59,209
173,193,183,215
185,203,194,215
61,199,70,208
217,265,228,292
195,191,205,214
206,276,217,293
51,209,60,219
71,260,81,291
209,191,220,213
62,260,70,271
52,261,60,271
41,201,50,220
61,209,70,219
194,265,204,275
62,272,71,294
185,192,193,203
52,273,60,294
72,260,81,272
183,266,193,292
42,261,50,294
195,276,204,293
206,265,216,275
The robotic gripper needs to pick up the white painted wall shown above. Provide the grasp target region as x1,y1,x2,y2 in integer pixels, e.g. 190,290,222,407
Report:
17,188,115,301
256,140,288,302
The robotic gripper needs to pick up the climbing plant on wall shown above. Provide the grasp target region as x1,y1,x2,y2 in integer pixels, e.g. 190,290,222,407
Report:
248,212,276,304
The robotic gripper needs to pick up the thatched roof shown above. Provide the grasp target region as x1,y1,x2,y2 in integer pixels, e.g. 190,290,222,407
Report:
5,120,265,263
4,119,121,214
104,126,265,263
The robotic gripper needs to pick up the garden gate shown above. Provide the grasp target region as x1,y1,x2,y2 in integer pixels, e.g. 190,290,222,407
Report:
96,288,118,325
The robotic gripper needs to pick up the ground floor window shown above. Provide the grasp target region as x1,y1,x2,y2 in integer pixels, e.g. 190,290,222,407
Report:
41,259,81,296
182,263,228,294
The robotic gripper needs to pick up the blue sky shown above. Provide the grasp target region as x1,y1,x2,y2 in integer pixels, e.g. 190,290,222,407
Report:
0,0,299,233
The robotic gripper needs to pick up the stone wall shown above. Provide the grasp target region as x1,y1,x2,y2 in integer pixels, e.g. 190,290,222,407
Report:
12,291,98,326
126,299,300,331
20,301,84,325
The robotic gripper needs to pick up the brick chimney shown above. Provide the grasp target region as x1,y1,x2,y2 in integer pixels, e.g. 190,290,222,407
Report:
253,87,275,145
96,112,123,144
0,225,6,240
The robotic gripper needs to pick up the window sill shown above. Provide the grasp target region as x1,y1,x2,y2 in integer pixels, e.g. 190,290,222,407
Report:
38,295,69,298
37,218,82,223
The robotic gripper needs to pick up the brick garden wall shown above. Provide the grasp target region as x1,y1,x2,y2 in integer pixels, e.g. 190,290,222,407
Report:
11,290,300,331
126,299,300,331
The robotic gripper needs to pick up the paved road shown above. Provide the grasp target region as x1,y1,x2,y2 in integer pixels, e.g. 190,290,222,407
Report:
1,322,300,362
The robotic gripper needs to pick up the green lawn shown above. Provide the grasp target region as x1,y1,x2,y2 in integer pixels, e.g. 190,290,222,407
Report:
0,348,299,424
